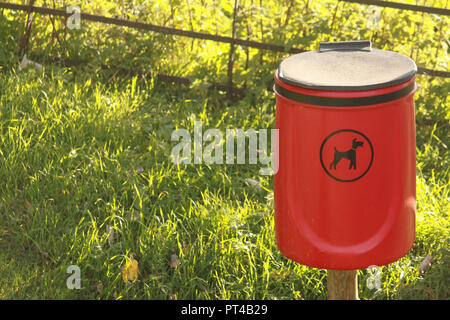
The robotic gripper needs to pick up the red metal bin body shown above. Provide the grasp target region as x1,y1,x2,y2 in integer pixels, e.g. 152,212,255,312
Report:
273,41,417,269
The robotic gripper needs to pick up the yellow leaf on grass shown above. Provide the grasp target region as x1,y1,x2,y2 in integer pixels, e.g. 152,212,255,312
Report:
122,257,139,283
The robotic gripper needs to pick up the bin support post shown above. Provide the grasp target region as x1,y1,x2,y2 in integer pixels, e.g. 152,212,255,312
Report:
327,270,359,300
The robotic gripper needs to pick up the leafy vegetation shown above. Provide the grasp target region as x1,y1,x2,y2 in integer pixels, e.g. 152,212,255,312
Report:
0,0,448,299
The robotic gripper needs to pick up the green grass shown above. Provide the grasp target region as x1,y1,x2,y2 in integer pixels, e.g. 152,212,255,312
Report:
0,0,448,300
0,65,448,300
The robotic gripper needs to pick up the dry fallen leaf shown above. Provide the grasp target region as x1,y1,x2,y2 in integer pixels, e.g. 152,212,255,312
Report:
170,254,181,268
24,200,32,209
96,282,104,294
122,256,139,283
419,254,433,274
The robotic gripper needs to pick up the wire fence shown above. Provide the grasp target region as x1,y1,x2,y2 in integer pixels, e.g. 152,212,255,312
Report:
0,0,449,100
340,0,449,15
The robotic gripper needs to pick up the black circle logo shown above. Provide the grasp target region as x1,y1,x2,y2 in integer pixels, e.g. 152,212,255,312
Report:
320,129,374,182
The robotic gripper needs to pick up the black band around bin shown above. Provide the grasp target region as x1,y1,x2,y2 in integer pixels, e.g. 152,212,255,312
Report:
274,82,415,107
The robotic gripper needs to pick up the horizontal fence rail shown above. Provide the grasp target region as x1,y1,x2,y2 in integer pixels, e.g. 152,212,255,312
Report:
0,1,449,81
0,2,305,54
340,0,450,16
0,2,448,78
417,68,450,78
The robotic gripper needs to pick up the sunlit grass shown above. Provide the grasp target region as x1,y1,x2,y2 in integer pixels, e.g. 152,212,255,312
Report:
0,65,447,299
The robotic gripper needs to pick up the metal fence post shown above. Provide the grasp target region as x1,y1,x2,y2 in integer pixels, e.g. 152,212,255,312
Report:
227,0,240,99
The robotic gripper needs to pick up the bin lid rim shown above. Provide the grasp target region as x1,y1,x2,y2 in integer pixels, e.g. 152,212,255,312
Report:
277,47,417,91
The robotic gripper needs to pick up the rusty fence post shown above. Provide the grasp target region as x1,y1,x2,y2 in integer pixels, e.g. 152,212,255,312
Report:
17,0,36,55
226,0,240,99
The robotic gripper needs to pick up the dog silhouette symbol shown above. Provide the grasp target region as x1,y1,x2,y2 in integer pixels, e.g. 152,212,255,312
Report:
329,138,364,170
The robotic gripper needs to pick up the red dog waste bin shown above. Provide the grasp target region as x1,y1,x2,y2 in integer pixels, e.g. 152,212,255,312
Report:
273,40,417,269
